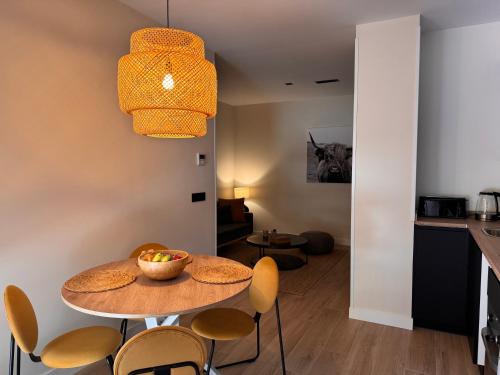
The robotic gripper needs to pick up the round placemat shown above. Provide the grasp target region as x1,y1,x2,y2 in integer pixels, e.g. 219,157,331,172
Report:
64,270,136,293
192,263,253,284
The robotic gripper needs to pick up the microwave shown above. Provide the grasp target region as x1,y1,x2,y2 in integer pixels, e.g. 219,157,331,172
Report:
417,196,467,219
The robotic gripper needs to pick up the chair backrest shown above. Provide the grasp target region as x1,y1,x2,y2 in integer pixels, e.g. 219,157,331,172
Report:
114,326,206,375
129,243,168,259
3,285,38,353
249,256,279,314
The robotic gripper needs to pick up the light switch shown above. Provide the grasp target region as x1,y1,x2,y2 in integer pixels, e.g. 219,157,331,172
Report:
196,153,206,166
192,192,206,202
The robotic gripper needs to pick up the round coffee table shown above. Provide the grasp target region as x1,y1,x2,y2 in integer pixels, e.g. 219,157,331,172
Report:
246,233,308,270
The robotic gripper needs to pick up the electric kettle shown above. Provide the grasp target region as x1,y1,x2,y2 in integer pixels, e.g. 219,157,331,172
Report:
475,191,500,221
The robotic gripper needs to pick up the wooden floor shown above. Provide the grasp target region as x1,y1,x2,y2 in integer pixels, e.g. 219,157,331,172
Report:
80,244,479,375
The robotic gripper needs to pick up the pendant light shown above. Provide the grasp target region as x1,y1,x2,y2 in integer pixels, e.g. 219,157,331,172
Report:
117,0,217,138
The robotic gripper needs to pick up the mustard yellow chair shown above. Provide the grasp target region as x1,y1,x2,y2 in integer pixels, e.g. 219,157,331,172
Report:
4,285,121,375
114,326,206,375
128,242,168,260
120,242,169,346
191,256,286,375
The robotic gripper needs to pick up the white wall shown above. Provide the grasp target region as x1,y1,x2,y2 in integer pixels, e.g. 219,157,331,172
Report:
224,96,354,245
216,102,236,199
350,15,420,330
0,1,215,373
417,21,500,208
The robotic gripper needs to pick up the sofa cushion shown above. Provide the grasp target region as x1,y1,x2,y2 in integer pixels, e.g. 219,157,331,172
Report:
217,205,232,225
218,198,245,223
217,222,252,245
217,222,250,235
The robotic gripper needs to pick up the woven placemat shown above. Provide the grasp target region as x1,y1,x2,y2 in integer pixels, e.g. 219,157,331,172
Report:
64,270,136,293
192,263,253,284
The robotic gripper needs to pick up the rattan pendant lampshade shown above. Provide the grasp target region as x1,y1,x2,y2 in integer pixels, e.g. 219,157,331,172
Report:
118,27,217,138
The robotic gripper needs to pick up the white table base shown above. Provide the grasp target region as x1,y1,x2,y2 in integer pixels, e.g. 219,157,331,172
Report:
143,315,221,375
144,314,180,329
204,363,221,375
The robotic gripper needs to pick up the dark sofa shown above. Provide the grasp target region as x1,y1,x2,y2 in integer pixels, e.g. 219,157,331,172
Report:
217,205,253,247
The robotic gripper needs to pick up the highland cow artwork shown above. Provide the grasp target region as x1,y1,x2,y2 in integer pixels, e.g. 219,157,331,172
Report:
306,127,353,183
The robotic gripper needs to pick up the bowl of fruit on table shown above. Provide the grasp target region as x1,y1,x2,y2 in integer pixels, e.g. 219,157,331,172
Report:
138,249,190,281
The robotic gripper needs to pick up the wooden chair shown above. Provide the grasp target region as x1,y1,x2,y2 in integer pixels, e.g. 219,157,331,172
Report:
119,242,169,346
191,256,286,374
4,285,121,375
113,326,206,375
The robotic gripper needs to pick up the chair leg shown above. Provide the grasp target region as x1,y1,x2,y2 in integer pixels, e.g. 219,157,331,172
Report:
106,355,114,374
255,318,261,359
9,335,15,375
16,346,20,375
275,299,286,375
120,319,128,347
216,318,261,369
206,340,215,375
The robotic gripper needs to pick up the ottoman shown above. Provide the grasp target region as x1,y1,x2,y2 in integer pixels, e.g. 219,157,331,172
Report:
299,231,334,255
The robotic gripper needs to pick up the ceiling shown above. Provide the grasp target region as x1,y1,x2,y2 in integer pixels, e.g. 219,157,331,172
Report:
119,0,500,106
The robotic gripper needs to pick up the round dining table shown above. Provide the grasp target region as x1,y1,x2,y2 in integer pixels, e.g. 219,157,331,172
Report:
61,254,251,375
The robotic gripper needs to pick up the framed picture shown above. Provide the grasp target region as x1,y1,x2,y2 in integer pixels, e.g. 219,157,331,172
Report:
307,126,353,183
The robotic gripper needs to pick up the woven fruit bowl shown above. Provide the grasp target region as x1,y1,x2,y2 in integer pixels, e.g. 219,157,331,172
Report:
138,249,190,281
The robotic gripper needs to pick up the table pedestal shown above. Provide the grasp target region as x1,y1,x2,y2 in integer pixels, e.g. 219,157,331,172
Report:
246,234,309,271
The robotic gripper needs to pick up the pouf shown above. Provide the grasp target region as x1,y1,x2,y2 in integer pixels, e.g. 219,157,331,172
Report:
299,231,334,255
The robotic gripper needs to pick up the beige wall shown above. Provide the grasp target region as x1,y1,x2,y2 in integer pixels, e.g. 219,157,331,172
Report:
350,15,420,330
218,96,354,245
417,21,500,208
0,1,215,373
216,102,236,199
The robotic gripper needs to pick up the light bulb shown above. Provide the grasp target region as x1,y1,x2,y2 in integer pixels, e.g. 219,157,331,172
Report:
162,73,174,90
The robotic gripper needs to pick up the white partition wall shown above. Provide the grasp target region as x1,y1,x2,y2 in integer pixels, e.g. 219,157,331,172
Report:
349,15,420,330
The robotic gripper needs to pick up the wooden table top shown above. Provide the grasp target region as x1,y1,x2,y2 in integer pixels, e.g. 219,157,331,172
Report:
61,255,251,319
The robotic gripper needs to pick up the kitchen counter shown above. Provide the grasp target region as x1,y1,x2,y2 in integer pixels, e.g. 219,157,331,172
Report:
415,216,500,279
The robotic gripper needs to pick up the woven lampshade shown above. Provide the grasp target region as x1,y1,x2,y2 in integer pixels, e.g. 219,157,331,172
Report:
234,187,250,199
118,28,217,138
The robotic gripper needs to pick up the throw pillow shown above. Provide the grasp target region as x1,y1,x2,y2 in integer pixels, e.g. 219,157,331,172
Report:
218,198,246,223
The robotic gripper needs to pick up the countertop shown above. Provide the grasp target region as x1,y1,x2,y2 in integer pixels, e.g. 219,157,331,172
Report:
415,216,500,279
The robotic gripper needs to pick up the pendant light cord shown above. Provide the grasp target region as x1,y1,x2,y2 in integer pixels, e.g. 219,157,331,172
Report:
166,0,170,28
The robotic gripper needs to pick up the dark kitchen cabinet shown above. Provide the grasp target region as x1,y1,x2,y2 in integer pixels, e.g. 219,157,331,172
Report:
412,225,469,334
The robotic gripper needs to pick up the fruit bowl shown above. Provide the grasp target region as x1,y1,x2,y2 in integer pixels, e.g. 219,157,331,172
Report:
138,249,190,281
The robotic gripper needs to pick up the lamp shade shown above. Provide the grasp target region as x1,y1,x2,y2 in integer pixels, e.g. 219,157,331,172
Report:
118,28,217,138
234,187,250,199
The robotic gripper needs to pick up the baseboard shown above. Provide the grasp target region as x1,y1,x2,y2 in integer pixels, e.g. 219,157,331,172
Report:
41,369,65,375
336,237,350,247
349,306,413,330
